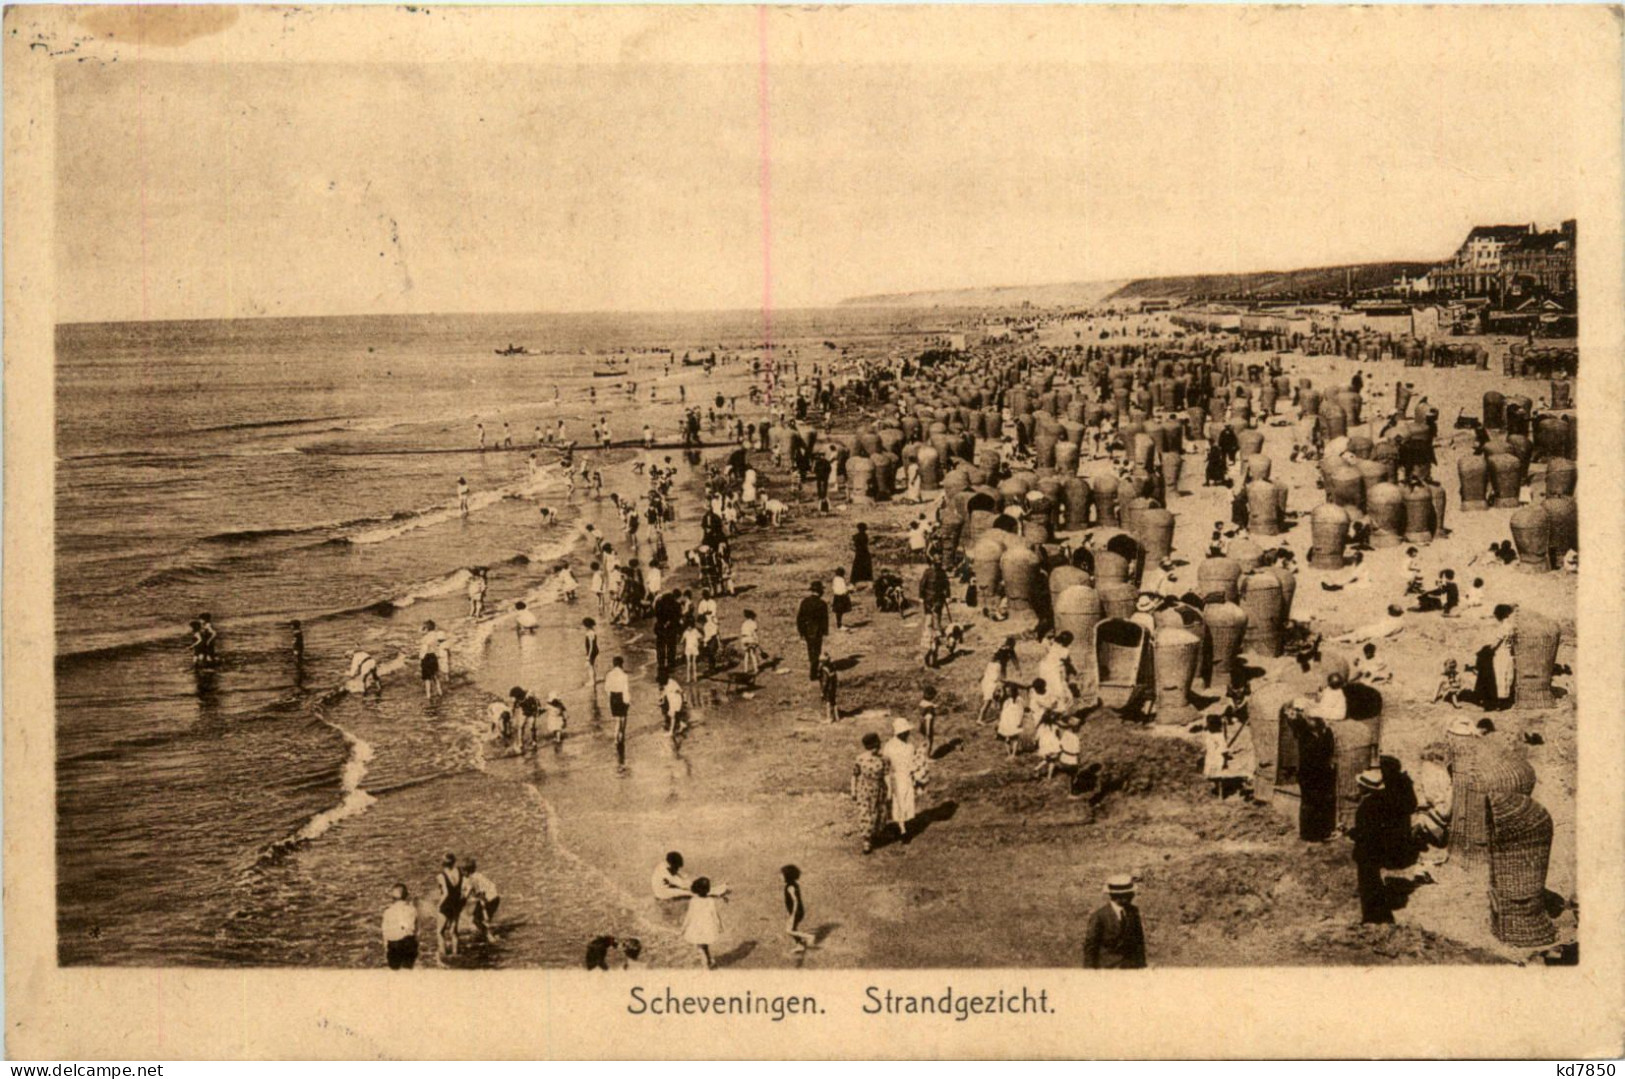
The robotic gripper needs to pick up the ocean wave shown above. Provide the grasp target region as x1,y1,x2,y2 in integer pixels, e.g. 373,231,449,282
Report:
390,568,474,608
258,714,376,863
137,561,230,588
199,526,311,545
343,470,563,547
61,470,573,660
197,511,405,547
189,415,350,436
462,522,588,657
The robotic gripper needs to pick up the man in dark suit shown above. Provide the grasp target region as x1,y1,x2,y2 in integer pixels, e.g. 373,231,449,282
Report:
918,560,951,628
1082,875,1147,969
652,590,684,685
796,581,830,681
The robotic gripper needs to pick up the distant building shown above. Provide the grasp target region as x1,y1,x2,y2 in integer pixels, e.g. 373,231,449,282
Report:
1500,219,1576,299
1139,299,1173,312
1431,223,1537,298
1396,270,1433,296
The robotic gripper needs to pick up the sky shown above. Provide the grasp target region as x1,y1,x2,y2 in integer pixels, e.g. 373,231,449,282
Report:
55,46,1584,322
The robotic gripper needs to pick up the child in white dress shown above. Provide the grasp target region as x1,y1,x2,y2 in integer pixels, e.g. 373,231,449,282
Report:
682,877,726,970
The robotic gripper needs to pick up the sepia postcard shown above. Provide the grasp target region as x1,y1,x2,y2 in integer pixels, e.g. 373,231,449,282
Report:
5,3,1624,1061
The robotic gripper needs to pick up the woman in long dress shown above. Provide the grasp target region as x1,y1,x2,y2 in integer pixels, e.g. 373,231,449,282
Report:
881,720,928,844
903,463,923,504
850,734,889,854
1285,706,1337,841
850,524,873,584
1474,604,1516,709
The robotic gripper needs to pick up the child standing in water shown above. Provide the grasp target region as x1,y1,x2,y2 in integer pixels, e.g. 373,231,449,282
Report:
543,694,569,747
682,620,703,682
419,620,445,701
435,853,464,957
781,865,816,955
457,477,471,517
582,617,600,684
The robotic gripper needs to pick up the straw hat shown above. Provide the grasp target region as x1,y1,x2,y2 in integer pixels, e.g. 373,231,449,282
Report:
1104,874,1136,897
892,717,914,736
1356,769,1385,792
1446,718,1478,738
1135,594,1158,613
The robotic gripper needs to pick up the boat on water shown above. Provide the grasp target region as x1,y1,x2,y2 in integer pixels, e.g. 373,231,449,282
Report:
494,343,532,356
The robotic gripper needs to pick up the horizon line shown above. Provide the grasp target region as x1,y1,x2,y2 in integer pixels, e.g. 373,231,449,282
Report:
57,241,1533,327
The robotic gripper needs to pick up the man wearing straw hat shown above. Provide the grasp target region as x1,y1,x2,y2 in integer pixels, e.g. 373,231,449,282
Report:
1350,769,1397,924
1082,874,1147,969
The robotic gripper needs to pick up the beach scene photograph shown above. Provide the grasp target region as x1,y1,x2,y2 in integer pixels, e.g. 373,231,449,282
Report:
47,6,1589,977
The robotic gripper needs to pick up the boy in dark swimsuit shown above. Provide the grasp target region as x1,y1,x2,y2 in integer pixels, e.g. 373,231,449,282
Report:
436,853,464,957
782,865,815,955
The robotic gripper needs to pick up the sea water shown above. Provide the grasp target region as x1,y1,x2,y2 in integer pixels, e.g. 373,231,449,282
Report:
53,307,915,966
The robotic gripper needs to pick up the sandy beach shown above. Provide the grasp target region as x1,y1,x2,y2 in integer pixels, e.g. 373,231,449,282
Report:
448,317,1576,970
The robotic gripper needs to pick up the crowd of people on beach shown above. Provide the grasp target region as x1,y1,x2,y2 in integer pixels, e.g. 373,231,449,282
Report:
180,320,1571,969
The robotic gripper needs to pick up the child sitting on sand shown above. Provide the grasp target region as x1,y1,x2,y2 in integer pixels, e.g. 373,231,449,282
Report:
1433,660,1464,708
1404,548,1424,594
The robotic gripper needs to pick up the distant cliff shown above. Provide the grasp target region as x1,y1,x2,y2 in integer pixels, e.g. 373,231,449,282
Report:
1105,262,1434,302
839,262,1436,308
838,280,1127,309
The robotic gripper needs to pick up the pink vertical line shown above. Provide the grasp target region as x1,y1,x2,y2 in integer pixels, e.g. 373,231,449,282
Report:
136,7,151,320
756,4,774,405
